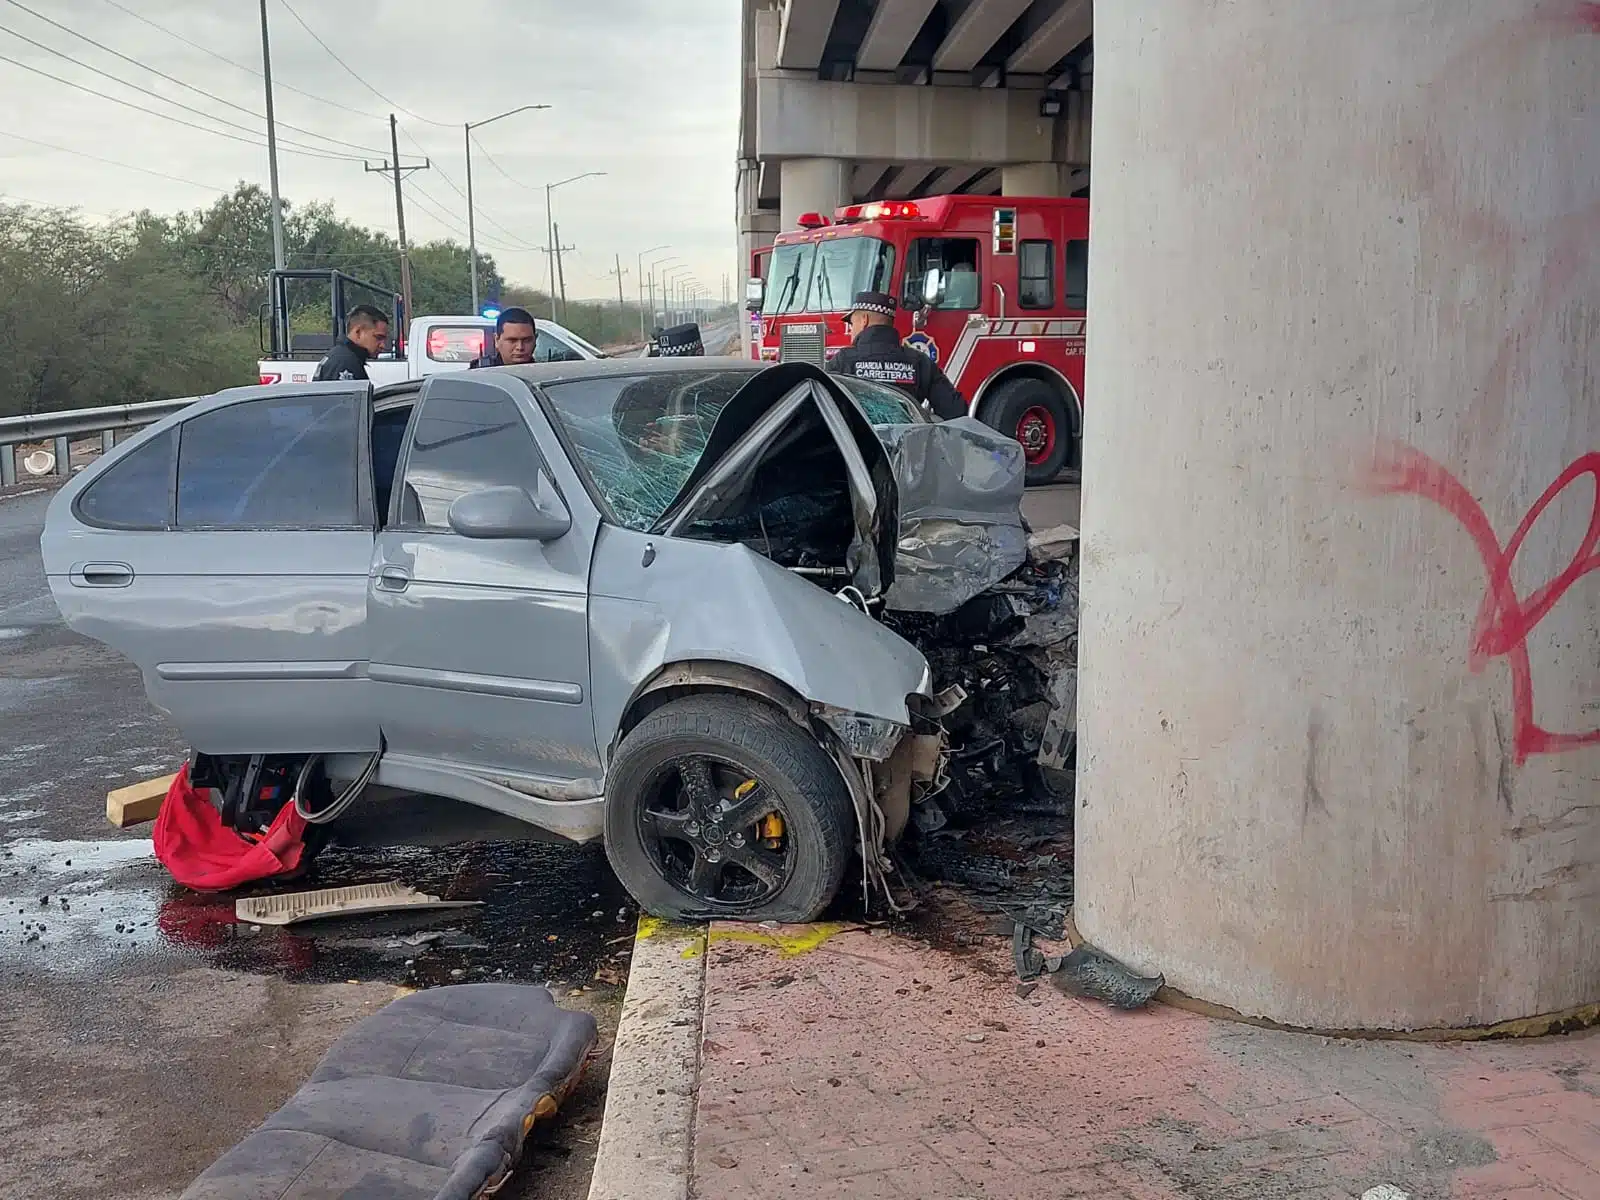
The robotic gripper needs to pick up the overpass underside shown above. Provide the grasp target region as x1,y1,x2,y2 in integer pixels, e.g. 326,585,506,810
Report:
737,0,1093,285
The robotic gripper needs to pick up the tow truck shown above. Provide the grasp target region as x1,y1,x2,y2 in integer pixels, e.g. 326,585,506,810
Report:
748,195,1088,484
256,268,606,386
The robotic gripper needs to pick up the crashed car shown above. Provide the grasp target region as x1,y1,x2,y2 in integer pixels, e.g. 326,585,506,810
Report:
43,359,1073,921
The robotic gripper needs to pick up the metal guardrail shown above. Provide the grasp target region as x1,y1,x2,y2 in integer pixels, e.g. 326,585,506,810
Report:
0,397,196,487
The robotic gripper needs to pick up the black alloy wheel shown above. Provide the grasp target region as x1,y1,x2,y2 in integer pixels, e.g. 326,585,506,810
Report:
604,695,855,922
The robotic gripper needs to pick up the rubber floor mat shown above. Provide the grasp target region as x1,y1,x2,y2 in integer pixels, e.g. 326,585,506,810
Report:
181,983,599,1200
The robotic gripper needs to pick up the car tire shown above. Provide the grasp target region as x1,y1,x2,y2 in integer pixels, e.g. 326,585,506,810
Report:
604,695,855,923
985,377,1075,486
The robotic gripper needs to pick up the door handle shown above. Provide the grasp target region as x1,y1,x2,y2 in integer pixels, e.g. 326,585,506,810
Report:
376,566,412,592
72,562,134,587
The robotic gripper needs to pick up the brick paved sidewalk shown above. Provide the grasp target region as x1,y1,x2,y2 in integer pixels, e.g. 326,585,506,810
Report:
690,925,1599,1199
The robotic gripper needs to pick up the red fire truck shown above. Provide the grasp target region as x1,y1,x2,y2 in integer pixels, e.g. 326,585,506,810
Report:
747,194,1087,484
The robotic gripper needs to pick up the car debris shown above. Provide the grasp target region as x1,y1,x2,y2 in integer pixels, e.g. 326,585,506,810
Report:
1050,944,1165,1010
234,882,482,927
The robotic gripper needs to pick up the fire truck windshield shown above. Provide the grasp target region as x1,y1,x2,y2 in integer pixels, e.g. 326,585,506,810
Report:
762,237,895,316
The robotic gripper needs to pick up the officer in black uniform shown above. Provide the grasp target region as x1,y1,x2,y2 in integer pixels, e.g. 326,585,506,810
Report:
651,323,704,357
469,307,537,368
313,304,389,382
828,291,965,419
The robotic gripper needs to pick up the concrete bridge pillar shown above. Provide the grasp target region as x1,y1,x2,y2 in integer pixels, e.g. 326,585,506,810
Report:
779,158,850,230
1076,0,1599,1030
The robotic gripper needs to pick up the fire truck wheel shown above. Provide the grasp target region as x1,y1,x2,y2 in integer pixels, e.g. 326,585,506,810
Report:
986,378,1073,485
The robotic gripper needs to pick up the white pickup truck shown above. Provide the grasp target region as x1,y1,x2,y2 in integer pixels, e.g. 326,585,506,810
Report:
258,314,607,386
256,268,608,386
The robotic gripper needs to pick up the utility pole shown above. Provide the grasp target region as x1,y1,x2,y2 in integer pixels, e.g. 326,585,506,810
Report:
258,0,285,273
365,115,430,327
554,222,570,321
610,253,629,309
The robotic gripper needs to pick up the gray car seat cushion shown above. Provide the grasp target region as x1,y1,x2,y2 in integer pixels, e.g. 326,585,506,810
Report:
182,983,599,1200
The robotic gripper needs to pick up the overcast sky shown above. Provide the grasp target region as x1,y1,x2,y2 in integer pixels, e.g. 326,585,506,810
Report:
0,0,738,303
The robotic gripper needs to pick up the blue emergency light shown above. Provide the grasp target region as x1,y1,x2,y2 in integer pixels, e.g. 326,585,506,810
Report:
481,306,501,320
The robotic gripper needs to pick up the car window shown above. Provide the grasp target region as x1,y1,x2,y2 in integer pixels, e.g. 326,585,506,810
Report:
536,329,585,363
539,371,756,530
426,325,488,362
830,376,925,425
1064,239,1089,309
74,427,175,530
1019,239,1054,309
398,382,547,529
902,237,982,310
559,327,607,358
176,395,360,529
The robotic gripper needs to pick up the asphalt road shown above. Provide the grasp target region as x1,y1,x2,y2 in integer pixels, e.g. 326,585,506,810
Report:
0,473,1079,1198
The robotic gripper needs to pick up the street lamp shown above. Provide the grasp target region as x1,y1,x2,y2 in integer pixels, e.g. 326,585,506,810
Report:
662,265,691,325
464,104,551,312
636,244,668,338
545,172,607,319
646,254,678,327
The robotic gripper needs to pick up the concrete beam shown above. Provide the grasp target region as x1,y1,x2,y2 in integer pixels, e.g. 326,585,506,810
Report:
966,168,1002,194
924,165,979,195
856,0,940,71
851,160,893,197
776,0,843,70
882,165,941,198
1008,0,1093,74
755,74,1071,166
932,0,1033,72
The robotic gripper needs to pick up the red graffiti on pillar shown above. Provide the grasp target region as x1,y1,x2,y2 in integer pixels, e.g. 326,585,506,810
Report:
1368,443,1600,764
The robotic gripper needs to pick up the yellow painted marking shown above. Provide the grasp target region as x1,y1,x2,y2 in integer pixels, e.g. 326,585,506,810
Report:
680,921,859,959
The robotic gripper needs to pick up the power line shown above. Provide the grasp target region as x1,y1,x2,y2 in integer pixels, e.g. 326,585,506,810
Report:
0,49,358,161
2,0,389,157
0,129,228,191
468,134,542,193
277,0,454,128
99,0,386,122
403,181,536,255
0,31,362,162
399,128,544,252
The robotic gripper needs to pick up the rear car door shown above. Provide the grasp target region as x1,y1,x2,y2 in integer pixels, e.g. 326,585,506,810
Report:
368,373,602,789
43,384,379,755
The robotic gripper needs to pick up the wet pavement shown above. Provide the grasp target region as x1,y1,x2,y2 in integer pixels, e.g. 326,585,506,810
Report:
1,486,636,991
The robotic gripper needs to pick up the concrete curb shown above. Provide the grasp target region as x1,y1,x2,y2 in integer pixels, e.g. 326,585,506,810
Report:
586,917,707,1200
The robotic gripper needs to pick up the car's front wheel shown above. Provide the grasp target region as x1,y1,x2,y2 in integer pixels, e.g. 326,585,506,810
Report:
603,695,855,923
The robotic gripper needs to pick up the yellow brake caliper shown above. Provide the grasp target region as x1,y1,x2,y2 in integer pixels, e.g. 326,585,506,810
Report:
736,778,785,848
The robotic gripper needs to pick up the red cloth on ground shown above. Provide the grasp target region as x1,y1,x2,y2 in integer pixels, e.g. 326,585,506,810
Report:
153,764,310,892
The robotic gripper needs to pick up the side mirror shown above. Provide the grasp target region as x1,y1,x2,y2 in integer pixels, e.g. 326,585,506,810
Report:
447,477,571,542
745,277,765,308
921,268,945,308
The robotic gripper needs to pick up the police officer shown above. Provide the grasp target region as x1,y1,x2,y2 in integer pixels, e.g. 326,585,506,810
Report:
469,307,537,368
651,323,704,357
313,305,389,381
828,290,965,419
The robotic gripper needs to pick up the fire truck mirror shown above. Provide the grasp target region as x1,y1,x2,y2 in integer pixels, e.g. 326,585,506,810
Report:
745,277,765,308
921,268,945,309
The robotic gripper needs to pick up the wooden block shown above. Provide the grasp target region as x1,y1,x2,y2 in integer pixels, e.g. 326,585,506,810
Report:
106,772,176,828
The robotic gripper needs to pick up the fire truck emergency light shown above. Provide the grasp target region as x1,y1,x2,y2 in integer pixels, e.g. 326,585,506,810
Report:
993,208,1017,255
795,212,830,229
833,201,923,223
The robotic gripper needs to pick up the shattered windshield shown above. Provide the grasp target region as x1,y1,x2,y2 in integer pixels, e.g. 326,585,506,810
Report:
831,376,926,425
539,371,755,529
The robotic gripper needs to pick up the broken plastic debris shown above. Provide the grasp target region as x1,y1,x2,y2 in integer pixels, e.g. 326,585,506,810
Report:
233,882,481,927
1050,944,1164,1010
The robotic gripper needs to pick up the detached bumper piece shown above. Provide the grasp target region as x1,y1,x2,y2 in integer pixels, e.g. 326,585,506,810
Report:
181,984,598,1200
